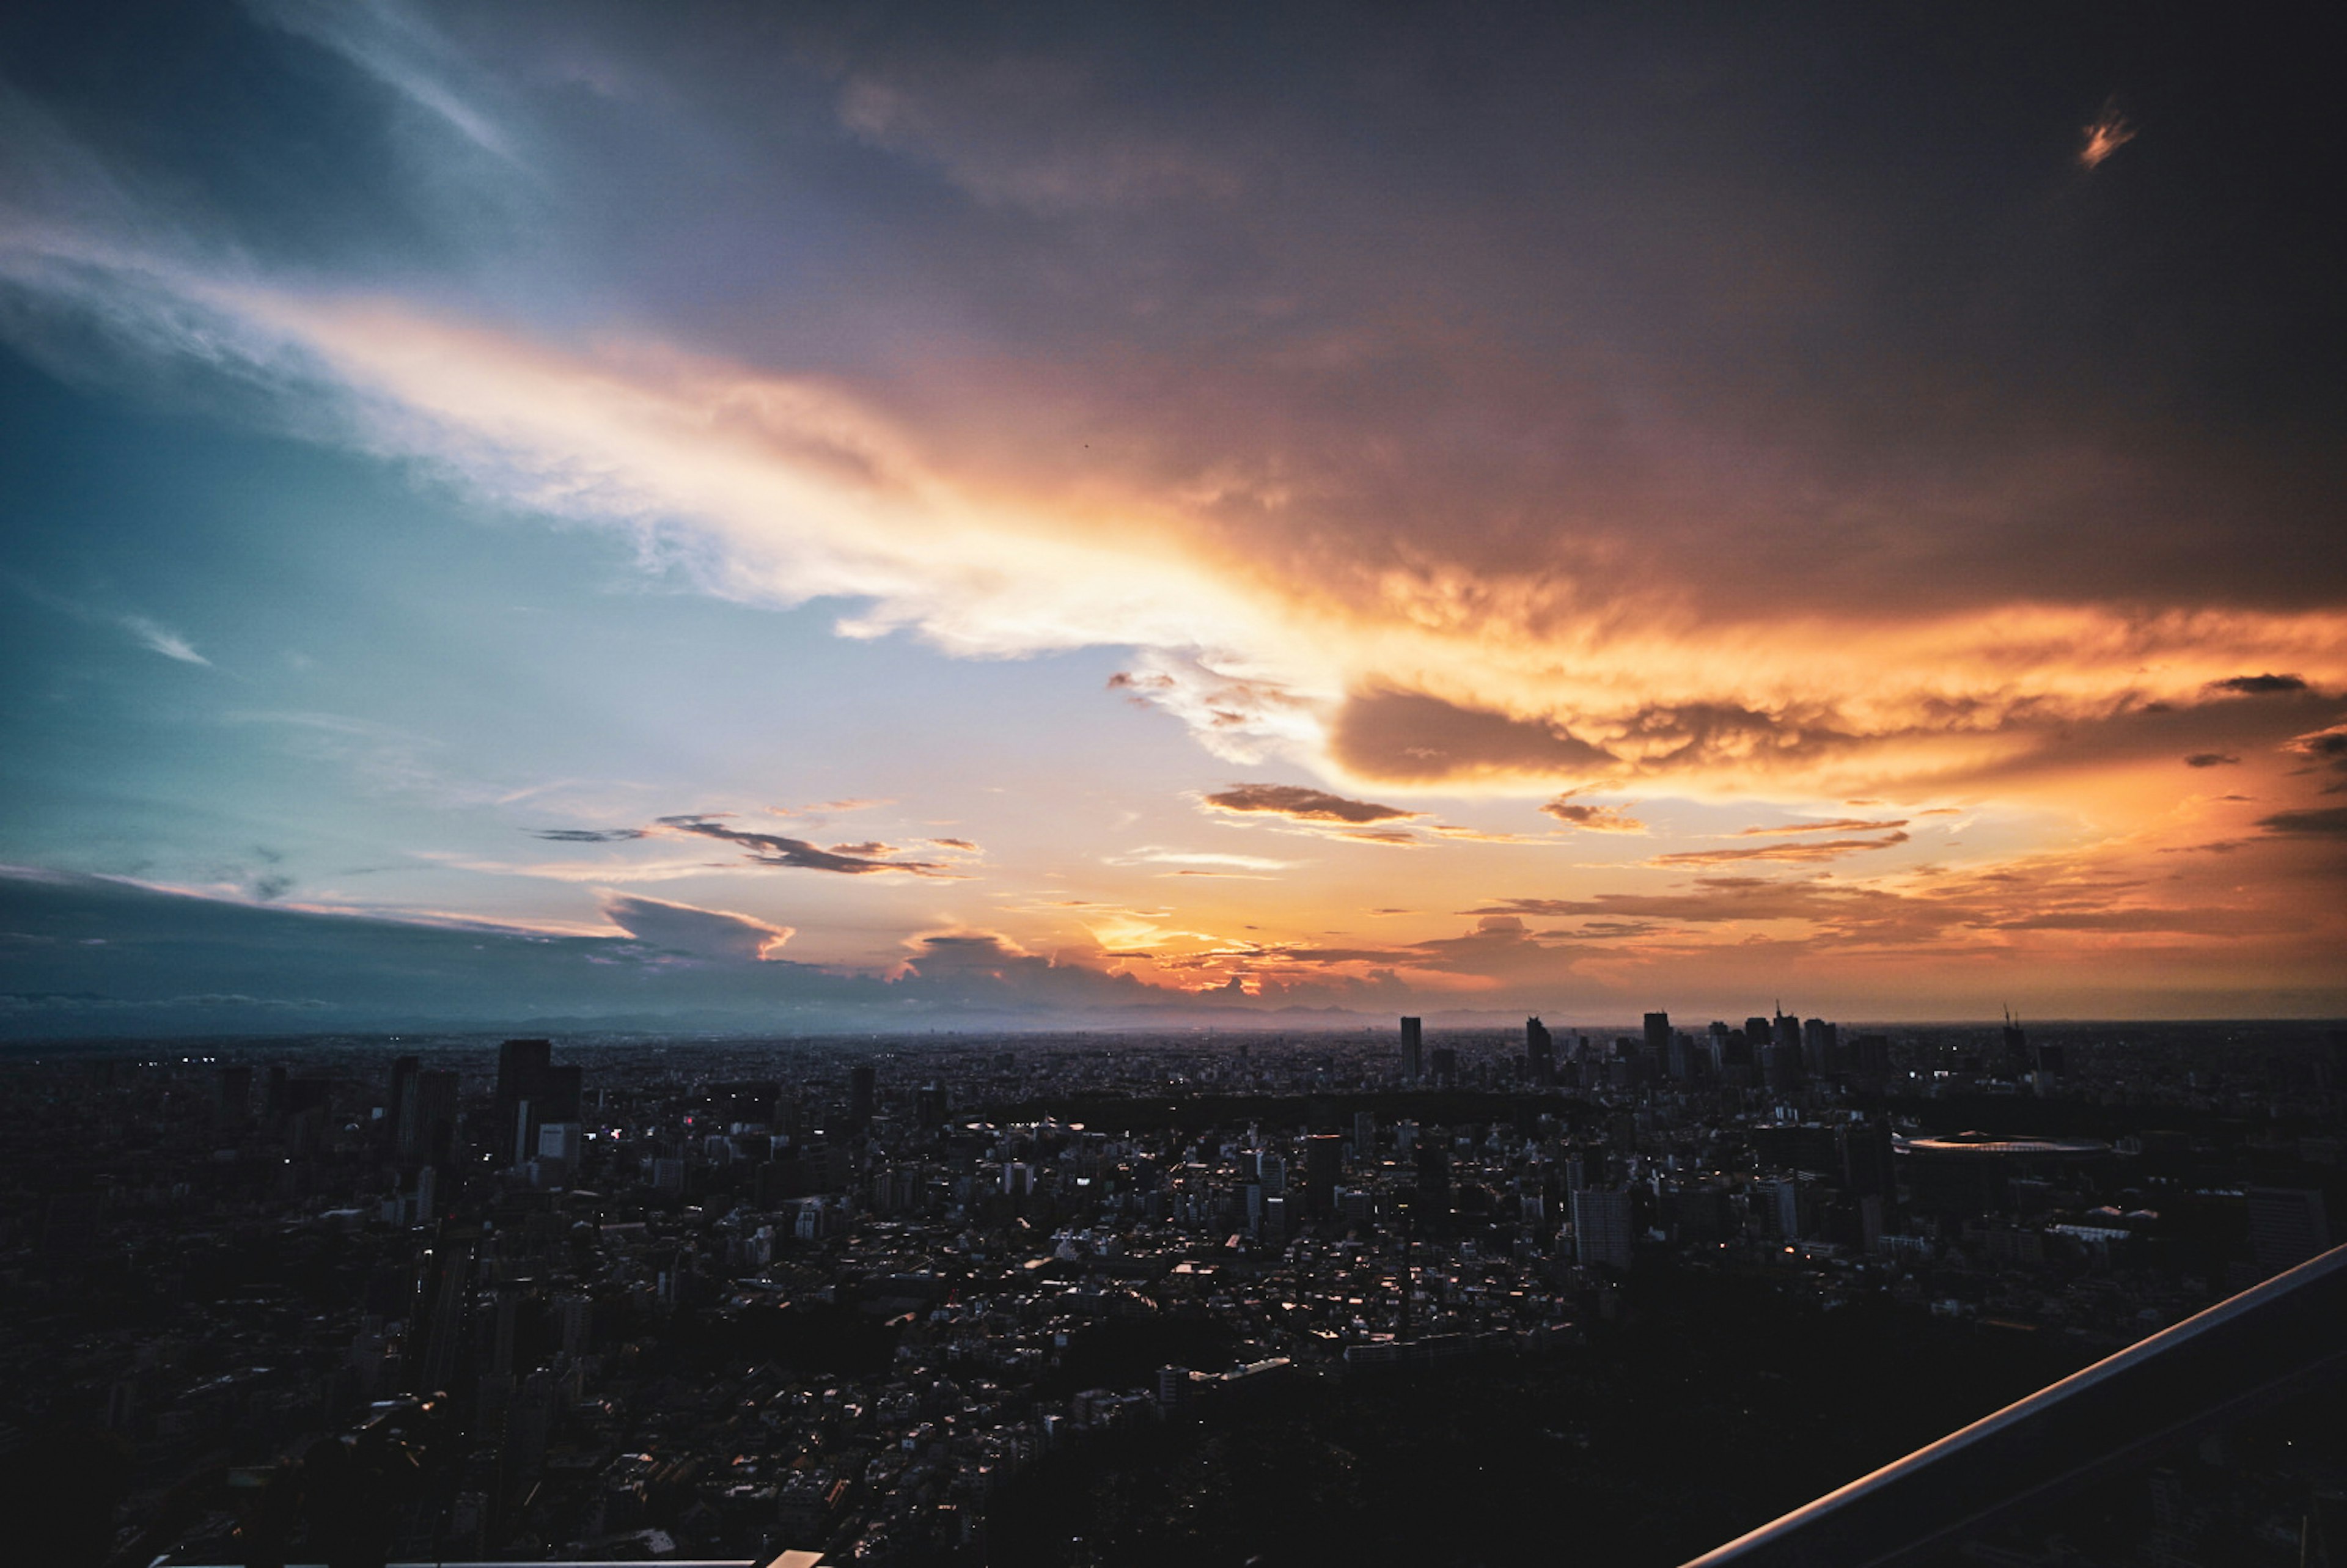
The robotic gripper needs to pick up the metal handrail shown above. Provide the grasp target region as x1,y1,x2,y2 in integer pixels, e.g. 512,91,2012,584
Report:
1678,1242,2347,1567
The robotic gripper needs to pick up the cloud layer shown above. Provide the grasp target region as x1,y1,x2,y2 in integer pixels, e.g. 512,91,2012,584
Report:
0,4,2342,1022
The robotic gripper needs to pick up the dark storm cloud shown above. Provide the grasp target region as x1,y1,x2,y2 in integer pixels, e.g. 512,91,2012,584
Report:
532,827,650,842
1200,783,1418,824
2209,674,2310,695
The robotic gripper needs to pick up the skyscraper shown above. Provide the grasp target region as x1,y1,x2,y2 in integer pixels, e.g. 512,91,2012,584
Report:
1305,1133,1342,1216
2247,1187,2330,1278
496,1038,551,1126
1571,1185,1634,1271
386,1055,419,1148
399,1069,458,1165
1526,1017,1554,1083
848,1064,876,1130
1400,1016,1423,1082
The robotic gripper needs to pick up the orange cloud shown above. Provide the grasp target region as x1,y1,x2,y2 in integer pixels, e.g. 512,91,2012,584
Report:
2080,106,2137,170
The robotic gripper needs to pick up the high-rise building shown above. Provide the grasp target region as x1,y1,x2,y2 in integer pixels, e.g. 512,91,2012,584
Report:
848,1064,876,1130
1838,1117,1897,1203
1643,1012,1671,1071
1430,1046,1458,1088
386,1055,420,1146
1414,1142,1450,1217
1571,1185,1634,1271
1400,1016,1424,1082
915,1084,948,1130
2247,1187,2331,1278
1304,1134,1342,1215
215,1064,253,1129
399,1069,458,1164
2000,1011,2032,1078
540,1063,582,1122
1526,1017,1554,1083
496,1038,552,1129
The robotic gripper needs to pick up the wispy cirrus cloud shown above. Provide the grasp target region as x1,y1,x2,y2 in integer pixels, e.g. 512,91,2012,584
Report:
2079,103,2137,170
1648,831,1911,867
120,614,211,665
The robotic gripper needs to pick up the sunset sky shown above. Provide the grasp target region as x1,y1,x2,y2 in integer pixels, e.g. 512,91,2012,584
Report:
3,2,2343,1033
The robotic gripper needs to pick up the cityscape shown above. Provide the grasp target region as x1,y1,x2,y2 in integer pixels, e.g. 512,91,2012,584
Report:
4,1014,2341,1564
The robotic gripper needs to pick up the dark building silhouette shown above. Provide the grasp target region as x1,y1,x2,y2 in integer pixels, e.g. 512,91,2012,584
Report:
386,1055,419,1148
1571,1185,1634,1271
2000,1011,2032,1078
1802,1017,1838,1077
916,1083,948,1130
1414,1142,1450,1220
496,1038,551,1124
1526,1016,1554,1083
849,1064,876,1130
399,1069,458,1166
1400,1016,1423,1082
2247,1187,2330,1278
1304,1133,1342,1215
215,1064,252,1129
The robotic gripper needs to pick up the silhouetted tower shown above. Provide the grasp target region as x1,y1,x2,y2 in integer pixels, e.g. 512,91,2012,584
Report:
387,1055,420,1146
215,1064,253,1129
848,1064,876,1130
1304,1133,1342,1216
1400,1016,1424,1082
1414,1141,1451,1222
495,1038,551,1125
399,1070,458,1166
1643,1011,1671,1072
1526,1017,1554,1084
2000,1008,2032,1078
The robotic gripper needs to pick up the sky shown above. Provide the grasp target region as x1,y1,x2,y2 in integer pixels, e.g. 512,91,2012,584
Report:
2,0,2343,1035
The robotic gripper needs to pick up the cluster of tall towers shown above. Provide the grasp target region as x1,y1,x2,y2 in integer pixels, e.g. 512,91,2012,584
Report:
1396,1008,1892,1091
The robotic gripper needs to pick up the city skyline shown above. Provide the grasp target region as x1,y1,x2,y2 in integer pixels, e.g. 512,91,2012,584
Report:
4,2,2345,1033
